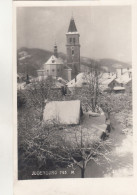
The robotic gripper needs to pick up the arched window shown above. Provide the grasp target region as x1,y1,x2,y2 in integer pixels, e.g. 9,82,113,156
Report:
71,47,74,56
72,49,74,55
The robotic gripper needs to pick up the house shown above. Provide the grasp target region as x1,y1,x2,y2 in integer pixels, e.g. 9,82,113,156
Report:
37,45,65,78
108,68,132,92
100,73,116,91
57,77,67,85
43,100,83,125
67,73,87,88
44,55,64,78
66,72,91,94
116,67,132,78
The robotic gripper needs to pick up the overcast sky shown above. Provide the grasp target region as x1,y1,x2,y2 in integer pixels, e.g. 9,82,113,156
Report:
17,6,131,63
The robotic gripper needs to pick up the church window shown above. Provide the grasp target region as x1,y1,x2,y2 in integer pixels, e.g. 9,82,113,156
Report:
71,46,74,55
52,60,55,63
73,38,75,44
69,38,72,43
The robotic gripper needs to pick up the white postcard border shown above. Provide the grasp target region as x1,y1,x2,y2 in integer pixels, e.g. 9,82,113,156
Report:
13,1,137,195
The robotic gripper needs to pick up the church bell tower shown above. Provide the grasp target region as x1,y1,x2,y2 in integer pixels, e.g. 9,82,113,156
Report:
66,16,80,78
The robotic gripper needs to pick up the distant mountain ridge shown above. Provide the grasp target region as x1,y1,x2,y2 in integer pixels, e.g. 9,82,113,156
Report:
17,47,131,77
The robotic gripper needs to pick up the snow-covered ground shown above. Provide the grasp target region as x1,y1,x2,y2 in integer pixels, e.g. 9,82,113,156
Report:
84,113,133,178
103,114,133,177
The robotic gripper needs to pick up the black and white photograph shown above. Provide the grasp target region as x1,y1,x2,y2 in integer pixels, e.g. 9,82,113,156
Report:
15,3,133,181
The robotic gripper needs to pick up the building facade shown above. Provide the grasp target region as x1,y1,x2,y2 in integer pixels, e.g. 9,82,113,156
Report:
43,55,64,78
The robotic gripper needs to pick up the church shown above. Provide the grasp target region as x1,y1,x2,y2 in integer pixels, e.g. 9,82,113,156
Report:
37,16,80,81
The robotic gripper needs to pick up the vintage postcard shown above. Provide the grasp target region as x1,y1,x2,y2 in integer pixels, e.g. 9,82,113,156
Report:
13,0,137,194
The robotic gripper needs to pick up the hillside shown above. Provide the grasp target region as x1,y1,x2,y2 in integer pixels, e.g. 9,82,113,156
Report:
98,59,131,72
17,47,131,77
17,47,53,76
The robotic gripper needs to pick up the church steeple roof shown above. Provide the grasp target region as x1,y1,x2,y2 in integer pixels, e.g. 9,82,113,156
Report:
68,17,77,32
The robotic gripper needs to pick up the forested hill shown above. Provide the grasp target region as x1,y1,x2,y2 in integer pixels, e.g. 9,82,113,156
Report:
17,47,131,77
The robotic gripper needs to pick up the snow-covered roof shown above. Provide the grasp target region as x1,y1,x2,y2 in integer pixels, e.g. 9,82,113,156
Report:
113,86,125,91
115,73,131,85
100,74,116,85
45,55,64,65
66,32,79,35
43,100,82,125
57,77,67,84
67,73,88,88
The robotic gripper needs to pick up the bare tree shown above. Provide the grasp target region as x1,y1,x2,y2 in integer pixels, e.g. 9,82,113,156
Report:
18,76,63,121
50,125,112,178
18,108,112,179
78,62,102,113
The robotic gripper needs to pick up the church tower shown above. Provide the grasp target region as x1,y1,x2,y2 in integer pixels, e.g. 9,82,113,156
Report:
66,16,80,78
